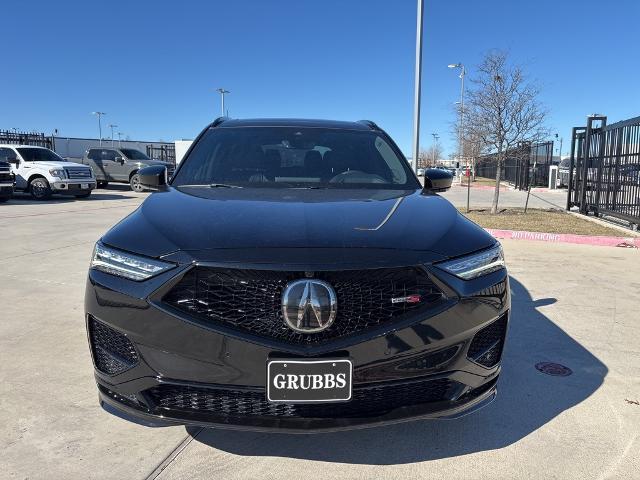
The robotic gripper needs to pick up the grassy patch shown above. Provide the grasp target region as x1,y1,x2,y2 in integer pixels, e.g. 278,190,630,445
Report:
460,176,501,187
460,208,627,236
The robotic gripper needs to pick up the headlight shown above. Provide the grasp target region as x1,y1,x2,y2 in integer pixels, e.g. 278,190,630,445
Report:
436,244,505,280
49,168,67,179
90,243,175,281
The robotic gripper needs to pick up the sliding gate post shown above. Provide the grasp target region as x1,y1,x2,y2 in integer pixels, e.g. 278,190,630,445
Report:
567,127,580,211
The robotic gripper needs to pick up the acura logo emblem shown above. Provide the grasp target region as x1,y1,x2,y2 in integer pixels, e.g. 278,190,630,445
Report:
281,279,337,333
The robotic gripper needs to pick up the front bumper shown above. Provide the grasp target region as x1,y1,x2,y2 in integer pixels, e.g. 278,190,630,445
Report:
52,180,96,193
85,261,510,432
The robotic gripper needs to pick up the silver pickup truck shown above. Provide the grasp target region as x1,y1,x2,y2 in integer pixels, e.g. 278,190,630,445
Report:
79,147,174,191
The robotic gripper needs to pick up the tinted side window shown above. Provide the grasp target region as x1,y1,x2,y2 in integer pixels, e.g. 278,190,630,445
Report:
88,149,101,160
102,150,117,161
0,148,16,162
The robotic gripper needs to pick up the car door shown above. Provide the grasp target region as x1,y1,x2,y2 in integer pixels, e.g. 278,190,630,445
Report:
86,149,107,181
101,149,127,181
0,147,27,190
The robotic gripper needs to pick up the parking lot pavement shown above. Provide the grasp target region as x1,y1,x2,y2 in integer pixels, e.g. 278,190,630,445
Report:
1,192,639,480
441,184,568,209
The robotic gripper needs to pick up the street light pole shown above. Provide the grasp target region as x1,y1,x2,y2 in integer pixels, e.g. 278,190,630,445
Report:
108,124,118,146
448,63,468,211
216,88,230,117
411,0,424,174
117,132,123,148
92,112,106,146
555,133,563,161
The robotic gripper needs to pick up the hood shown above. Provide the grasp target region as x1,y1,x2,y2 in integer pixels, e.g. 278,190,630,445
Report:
134,159,171,167
102,187,496,265
25,161,89,169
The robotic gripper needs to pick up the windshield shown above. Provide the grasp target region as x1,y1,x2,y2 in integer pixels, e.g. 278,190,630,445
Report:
172,127,418,189
120,149,150,160
17,148,65,162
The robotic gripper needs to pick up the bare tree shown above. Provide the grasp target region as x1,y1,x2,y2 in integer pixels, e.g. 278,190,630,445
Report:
417,143,444,168
451,112,484,178
464,51,548,213
417,149,430,169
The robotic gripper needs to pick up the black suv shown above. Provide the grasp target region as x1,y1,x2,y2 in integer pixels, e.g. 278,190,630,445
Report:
85,118,509,432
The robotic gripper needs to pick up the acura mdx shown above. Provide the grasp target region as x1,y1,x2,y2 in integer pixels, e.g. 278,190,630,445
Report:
85,118,509,432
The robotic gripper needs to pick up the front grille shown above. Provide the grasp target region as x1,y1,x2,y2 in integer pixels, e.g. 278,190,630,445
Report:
0,166,11,182
162,267,443,345
147,378,456,419
467,313,508,368
88,316,139,375
65,167,93,179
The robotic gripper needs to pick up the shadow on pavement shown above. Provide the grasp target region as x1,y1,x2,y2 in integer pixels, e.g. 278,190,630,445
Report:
8,188,141,204
188,275,607,464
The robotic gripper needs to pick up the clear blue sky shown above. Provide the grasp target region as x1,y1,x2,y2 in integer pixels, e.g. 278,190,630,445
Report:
1,0,639,157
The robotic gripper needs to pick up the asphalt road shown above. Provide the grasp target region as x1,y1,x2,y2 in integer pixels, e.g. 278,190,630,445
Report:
1,187,638,480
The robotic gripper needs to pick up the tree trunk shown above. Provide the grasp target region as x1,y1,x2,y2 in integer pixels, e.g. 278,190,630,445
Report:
491,152,502,214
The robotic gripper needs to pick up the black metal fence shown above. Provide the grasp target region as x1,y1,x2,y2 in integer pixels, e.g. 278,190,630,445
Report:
475,141,554,190
146,144,176,164
568,115,640,225
0,130,54,149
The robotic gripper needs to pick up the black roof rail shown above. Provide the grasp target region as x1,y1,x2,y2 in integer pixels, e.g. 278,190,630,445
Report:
356,120,381,131
210,116,229,128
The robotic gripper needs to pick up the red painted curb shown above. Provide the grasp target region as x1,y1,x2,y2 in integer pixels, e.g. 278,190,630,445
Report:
485,228,638,248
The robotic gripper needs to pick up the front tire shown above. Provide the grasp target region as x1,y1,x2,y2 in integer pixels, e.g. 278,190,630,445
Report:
29,177,52,200
129,173,144,192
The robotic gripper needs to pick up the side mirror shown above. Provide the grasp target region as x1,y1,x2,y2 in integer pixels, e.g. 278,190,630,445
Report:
139,165,168,190
423,168,453,192
114,155,124,164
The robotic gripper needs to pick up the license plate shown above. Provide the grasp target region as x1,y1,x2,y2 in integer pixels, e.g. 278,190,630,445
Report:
267,359,352,403
81,183,89,189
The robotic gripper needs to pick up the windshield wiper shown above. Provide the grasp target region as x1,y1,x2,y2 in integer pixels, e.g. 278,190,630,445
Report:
178,183,243,189
209,183,243,188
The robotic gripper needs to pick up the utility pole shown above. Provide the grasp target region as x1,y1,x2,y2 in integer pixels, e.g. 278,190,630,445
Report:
216,88,230,117
411,0,424,174
108,124,118,146
92,112,106,146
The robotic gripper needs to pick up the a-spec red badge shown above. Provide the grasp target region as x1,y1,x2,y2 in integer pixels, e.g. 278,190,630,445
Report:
391,294,422,304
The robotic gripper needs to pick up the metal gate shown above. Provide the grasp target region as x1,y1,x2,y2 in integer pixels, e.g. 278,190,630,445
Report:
0,130,54,149
476,140,554,190
146,144,176,165
567,115,640,225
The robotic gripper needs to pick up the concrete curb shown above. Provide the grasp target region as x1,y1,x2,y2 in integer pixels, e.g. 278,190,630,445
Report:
485,228,638,248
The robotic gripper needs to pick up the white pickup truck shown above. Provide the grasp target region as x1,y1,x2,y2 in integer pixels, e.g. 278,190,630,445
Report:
0,144,96,200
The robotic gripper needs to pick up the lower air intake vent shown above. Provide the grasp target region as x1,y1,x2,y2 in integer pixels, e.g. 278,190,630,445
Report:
147,378,457,419
467,313,508,368
88,316,139,375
